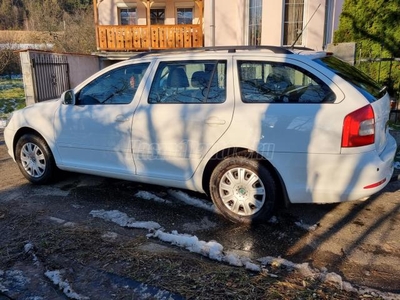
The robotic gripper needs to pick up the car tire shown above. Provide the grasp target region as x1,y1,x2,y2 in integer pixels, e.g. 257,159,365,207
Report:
15,134,56,184
210,156,276,224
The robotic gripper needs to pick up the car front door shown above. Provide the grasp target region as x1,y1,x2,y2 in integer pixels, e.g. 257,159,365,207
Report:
54,63,150,175
131,58,234,181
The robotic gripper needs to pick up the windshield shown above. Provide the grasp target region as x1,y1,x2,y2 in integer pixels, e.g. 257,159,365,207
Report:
314,56,386,102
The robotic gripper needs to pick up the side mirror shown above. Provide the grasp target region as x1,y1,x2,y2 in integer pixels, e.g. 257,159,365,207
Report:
61,90,76,105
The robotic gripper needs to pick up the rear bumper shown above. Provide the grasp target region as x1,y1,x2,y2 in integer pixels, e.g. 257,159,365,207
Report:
275,134,397,204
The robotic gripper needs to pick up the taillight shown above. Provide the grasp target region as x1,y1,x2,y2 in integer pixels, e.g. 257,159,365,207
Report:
341,105,375,147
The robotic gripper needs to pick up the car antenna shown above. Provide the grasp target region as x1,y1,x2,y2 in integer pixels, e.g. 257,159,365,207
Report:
290,3,321,49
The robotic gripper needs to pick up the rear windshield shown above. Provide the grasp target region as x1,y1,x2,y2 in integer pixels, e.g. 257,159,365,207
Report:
314,56,386,102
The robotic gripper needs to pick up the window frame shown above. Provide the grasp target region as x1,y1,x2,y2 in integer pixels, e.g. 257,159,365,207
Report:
283,0,305,46
150,8,166,25
118,7,137,25
176,7,194,25
247,0,263,46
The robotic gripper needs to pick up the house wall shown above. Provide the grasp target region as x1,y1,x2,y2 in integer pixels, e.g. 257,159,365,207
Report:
97,0,201,26
204,0,342,50
96,0,343,50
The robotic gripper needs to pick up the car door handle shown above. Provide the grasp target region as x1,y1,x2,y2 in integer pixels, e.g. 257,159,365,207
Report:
205,116,226,125
115,115,129,122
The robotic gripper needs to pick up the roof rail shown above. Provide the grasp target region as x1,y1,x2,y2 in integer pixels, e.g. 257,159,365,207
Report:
129,45,292,59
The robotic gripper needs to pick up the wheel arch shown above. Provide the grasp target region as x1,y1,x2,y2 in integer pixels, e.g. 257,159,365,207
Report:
202,147,291,208
12,127,49,158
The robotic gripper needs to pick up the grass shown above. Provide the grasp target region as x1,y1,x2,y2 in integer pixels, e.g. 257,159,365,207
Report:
0,79,26,118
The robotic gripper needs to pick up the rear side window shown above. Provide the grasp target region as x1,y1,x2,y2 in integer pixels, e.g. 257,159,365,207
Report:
148,60,227,104
238,61,336,104
314,56,385,102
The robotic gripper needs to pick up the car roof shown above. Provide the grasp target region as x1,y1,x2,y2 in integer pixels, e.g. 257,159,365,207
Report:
128,46,329,60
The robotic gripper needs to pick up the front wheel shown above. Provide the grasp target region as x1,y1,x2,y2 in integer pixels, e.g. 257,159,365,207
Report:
15,134,56,184
210,156,276,224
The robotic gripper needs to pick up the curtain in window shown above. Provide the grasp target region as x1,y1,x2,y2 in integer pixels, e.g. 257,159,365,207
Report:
120,8,136,25
284,0,304,46
248,0,262,46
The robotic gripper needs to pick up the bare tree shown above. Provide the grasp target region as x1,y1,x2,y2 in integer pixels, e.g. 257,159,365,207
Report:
0,32,21,76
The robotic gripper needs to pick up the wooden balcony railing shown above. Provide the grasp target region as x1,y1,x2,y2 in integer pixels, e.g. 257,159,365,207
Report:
96,24,203,51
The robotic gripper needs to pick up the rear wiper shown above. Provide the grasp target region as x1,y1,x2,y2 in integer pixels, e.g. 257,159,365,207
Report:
379,86,387,94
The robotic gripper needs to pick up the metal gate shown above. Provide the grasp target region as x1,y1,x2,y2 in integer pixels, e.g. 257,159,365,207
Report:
32,54,70,102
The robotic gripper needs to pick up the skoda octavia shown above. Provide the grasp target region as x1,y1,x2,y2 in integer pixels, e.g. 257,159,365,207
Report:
4,46,397,223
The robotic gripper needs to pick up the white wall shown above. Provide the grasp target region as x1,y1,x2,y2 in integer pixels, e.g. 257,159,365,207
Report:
206,0,342,50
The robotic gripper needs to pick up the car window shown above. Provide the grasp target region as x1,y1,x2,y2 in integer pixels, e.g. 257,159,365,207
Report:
77,63,150,105
238,61,336,104
148,60,227,104
314,56,385,102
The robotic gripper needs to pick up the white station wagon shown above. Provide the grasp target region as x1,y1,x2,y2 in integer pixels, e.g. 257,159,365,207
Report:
4,46,397,223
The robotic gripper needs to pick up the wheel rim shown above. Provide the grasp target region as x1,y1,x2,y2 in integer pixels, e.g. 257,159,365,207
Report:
218,167,266,216
20,142,46,178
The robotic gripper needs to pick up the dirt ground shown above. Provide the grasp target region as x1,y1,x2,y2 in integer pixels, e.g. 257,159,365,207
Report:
1,128,400,300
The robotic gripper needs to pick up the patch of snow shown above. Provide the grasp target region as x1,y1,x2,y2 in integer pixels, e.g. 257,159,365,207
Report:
295,221,319,232
0,270,30,291
320,271,343,287
134,283,176,300
245,262,261,272
90,209,136,227
90,209,161,230
223,252,244,267
268,216,279,224
63,222,77,227
24,242,39,265
72,204,84,209
45,270,89,300
126,221,162,230
49,216,66,224
258,256,400,300
167,190,217,213
24,243,34,253
148,230,224,261
101,231,118,240
0,119,6,129
259,256,316,278
135,190,172,204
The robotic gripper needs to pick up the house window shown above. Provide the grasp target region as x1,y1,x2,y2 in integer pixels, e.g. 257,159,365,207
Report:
151,9,165,25
284,0,304,46
248,0,262,45
177,8,193,24
119,8,137,25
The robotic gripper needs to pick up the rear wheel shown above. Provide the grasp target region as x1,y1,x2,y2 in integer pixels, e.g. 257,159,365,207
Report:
210,156,276,224
15,134,56,184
